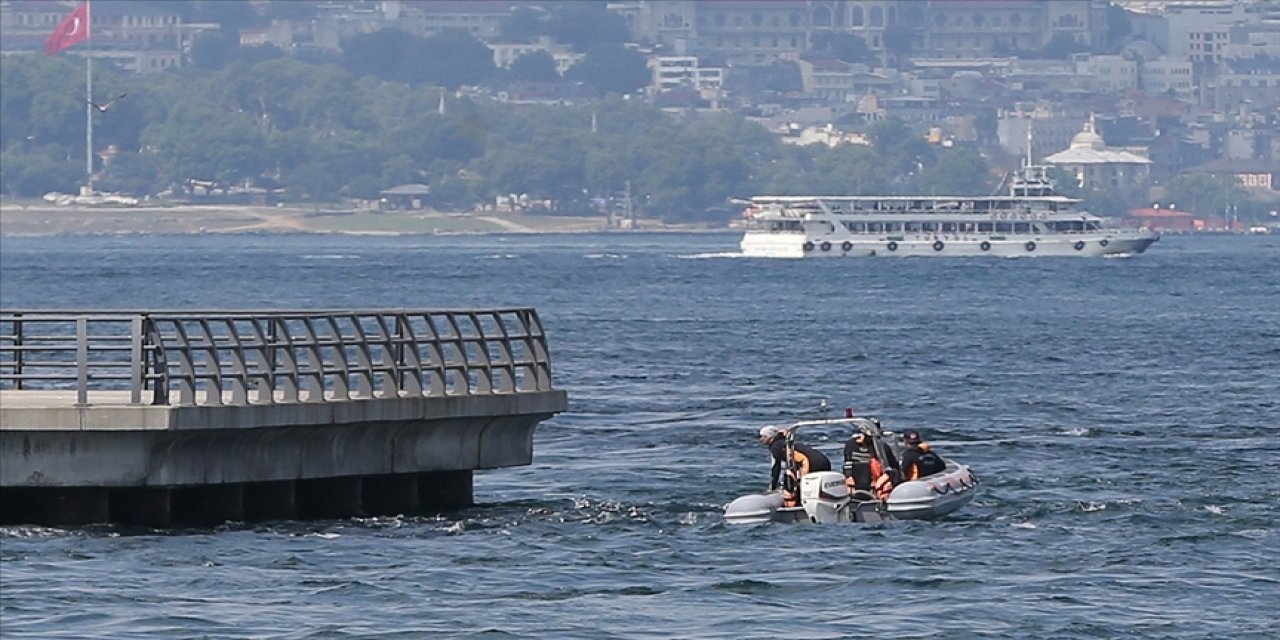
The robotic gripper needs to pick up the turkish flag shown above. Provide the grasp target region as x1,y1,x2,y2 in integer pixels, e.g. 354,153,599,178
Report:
44,2,89,55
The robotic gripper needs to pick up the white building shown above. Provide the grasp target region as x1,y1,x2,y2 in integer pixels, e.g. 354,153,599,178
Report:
1044,117,1152,192
489,37,582,75
1075,54,1140,92
648,55,724,95
1140,56,1195,95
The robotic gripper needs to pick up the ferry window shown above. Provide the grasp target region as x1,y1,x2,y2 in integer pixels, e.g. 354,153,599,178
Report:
1014,222,1031,233
1086,221,1100,231
922,222,938,233
978,222,993,232
941,222,957,232
867,222,883,233
884,222,901,233
905,222,921,232
959,222,975,233
996,222,1012,233
850,222,866,232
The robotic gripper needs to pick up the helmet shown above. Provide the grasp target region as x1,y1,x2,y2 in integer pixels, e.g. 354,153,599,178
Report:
759,425,781,440
903,429,922,445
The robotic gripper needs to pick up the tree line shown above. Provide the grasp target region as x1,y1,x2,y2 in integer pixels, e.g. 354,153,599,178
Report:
1,51,1008,221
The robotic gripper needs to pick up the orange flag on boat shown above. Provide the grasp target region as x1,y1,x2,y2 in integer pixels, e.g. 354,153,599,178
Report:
44,2,89,55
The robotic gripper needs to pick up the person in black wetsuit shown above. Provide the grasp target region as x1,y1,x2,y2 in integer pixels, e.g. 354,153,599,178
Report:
899,429,946,480
842,430,900,498
759,425,831,506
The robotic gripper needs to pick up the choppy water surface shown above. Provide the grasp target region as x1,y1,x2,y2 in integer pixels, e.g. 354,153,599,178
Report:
1,232,1277,639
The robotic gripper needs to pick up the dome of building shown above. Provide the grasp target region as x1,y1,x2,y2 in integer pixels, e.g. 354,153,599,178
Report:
1069,116,1105,150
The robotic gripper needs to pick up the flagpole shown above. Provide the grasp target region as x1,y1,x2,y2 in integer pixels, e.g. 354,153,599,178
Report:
85,0,93,190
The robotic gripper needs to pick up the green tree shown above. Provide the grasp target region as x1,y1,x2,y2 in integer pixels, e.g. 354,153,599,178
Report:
1165,173,1245,217
1040,32,1086,59
418,29,498,89
546,3,630,52
916,148,992,195
508,51,561,83
189,30,238,71
341,29,427,84
0,145,82,196
1103,3,1133,53
868,118,932,180
974,110,998,145
500,7,547,43
883,22,916,62
564,44,650,95
809,32,871,63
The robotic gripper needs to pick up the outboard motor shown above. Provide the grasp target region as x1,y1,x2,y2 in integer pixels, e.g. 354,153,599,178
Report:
799,471,852,523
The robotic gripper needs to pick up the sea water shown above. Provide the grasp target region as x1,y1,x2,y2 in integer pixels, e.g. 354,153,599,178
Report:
0,232,1277,639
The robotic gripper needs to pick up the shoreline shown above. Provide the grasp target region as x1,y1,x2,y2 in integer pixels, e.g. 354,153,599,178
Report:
0,202,730,237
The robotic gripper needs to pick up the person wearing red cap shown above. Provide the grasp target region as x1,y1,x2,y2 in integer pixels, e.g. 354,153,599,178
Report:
899,429,946,481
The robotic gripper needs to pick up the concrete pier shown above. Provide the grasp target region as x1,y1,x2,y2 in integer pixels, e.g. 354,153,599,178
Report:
0,310,568,527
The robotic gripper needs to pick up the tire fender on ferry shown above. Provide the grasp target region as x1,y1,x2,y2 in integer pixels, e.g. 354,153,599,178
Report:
979,241,991,252
841,241,853,252
1074,240,1085,251
932,240,945,252
1025,241,1037,252
803,241,815,252
887,241,898,252
1100,239,1110,247
820,241,832,252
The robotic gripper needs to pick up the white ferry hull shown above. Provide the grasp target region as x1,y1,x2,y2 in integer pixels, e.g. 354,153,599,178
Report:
741,232,1157,258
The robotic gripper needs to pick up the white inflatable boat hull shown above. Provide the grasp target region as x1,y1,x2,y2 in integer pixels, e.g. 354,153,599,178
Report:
724,461,978,525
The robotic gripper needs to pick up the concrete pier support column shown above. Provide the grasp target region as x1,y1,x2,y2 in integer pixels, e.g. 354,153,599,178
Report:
363,474,420,517
0,488,42,525
297,476,363,520
244,481,296,522
109,487,172,528
172,484,244,526
418,470,473,513
46,488,111,526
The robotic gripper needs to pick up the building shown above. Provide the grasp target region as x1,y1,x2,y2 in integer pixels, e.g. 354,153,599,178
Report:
1044,116,1153,191
649,55,725,95
0,0,196,73
1075,53,1140,92
1140,56,1195,95
621,1,1103,63
489,37,582,75
921,0,1099,59
1187,158,1280,190
795,54,856,103
997,103,1086,160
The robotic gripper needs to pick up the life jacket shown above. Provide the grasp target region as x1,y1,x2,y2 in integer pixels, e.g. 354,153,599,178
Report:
869,457,893,500
905,442,945,480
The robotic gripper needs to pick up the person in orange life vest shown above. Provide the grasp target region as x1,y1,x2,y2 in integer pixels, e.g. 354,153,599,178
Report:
842,432,897,499
899,429,946,480
759,425,831,507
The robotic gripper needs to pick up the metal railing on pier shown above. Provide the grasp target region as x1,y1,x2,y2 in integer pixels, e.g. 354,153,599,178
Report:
0,310,555,406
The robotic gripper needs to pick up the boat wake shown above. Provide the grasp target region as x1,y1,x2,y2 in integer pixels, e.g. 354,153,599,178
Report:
678,252,743,259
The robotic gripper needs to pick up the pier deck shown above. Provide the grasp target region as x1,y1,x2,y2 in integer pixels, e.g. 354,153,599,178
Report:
0,310,569,526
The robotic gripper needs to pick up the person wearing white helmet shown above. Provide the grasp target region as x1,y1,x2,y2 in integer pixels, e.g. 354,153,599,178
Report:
758,424,831,507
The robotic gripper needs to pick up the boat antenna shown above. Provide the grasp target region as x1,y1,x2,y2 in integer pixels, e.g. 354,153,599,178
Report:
1025,126,1033,168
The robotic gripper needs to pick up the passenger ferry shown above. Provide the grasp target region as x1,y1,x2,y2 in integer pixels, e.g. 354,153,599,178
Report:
739,164,1158,258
